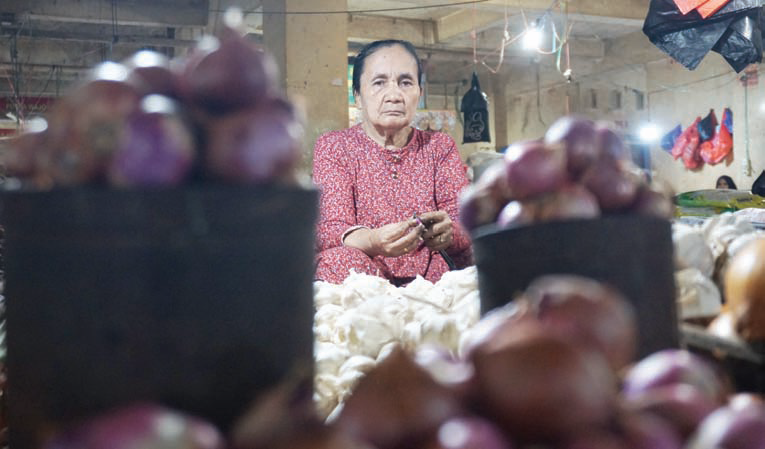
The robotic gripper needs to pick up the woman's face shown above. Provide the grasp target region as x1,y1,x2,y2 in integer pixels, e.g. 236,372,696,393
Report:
356,45,421,133
717,178,730,189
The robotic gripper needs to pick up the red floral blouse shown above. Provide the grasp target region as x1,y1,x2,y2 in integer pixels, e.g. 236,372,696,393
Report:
313,124,472,281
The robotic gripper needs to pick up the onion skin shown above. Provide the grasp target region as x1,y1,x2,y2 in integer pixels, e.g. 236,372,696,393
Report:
182,28,279,114
544,116,599,177
469,332,616,444
204,98,302,184
621,349,728,403
524,274,638,372
723,238,765,341
621,384,719,438
503,140,568,200
107,95,195,187
335,345,464,449
43,402,224,449
686,401,765,449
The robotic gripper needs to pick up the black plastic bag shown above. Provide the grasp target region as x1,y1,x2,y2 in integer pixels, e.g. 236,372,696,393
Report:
752,170,765,196
643,0,765,72
697,109,718,142
661,124,683,151
460,72,491,144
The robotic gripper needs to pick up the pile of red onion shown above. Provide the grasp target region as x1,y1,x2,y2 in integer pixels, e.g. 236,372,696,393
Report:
3,8,302,189
42,275,765,449
459,116,674,231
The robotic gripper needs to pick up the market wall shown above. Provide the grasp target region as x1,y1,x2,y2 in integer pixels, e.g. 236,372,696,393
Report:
646,55,765,194
499,48,764,195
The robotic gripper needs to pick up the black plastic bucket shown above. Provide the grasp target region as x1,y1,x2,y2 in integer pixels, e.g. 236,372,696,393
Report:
1,185,318,449
472,215,678,358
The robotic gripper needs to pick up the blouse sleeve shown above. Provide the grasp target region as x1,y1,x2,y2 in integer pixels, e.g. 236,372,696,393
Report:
312,131,358,252
434,134,473,267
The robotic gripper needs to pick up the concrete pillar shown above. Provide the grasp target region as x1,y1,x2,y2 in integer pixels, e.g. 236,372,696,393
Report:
493,79,509,150
262,0,348,171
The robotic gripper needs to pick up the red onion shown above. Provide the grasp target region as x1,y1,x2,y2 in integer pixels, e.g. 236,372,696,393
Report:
469,332,616,443
107,95,196,187
125,50,182,98
594,122,629,161
621,384,719,438
524,274,638,372
560,430,627,449
686,401,765,449
459,162,512,231
496,200,536,229
621,349,728,402
204,98,302,184
728,393,765,411
458,300,538,360
580,153,639,211
619,411,683,449
544,116,599,177
414,345,475,403
335,345,464,449
41,62,141,185
535,184,600,222
422,416,515,449
630,185,675,219
181,27,279,114
231,377,342,449
43,402,224,449
503,140,567,200
3,116,48,179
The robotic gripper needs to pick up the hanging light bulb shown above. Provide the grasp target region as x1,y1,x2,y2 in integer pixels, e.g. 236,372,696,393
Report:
639,123,661,143
523,22,543,51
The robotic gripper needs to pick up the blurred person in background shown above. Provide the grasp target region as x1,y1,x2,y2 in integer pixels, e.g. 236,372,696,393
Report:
716,175,737,190
312,39,472,286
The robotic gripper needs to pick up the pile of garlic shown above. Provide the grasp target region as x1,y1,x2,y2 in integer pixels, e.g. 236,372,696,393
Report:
672,213,764,321
313,267,481,419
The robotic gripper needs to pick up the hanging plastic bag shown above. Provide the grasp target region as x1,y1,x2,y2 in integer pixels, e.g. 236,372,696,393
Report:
673,0,713,14
643,0,765,72
661,124,683,151
722,107,733,132
460,72,491,144
697,109,718,142
700,123,733,164
698,0,734,18
752,170,765,195
672,117,701,160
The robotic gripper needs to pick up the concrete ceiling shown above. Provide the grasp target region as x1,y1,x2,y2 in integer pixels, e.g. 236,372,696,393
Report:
0,0,653,96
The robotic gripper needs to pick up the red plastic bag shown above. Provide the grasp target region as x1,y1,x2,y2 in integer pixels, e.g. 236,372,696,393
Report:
680,118,703,169
673,0,710,14
672,117,700,161
698,0,733,17
700,122,733,164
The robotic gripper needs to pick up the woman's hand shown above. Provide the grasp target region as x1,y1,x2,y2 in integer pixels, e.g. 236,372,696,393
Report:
418,210,453,251
369,219,424,257
344,218,424,258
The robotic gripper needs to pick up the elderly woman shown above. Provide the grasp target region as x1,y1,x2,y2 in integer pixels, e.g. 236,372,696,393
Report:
313,39,472,285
